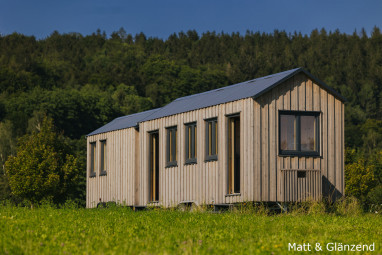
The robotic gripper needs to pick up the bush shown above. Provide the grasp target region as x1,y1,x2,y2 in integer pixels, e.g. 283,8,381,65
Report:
307,200,327,215
367,185,382,212
335,196,363,216
345,158,375,201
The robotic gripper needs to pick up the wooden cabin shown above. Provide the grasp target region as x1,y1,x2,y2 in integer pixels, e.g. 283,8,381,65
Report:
86,68,345,208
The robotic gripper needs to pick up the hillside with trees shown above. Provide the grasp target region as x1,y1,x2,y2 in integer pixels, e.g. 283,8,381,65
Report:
0,27,381,207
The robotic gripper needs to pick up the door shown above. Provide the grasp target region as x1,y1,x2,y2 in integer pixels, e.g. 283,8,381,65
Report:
228,115,240,194
149,131,159,202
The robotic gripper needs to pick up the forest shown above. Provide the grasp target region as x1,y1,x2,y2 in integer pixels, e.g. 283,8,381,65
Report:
0,27,381,207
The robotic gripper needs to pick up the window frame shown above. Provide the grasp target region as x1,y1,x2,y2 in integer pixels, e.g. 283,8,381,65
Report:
185,122,197,165
226,113,241,195
205,117,218,162
100,139,107,176
166,126,178,167
89,142,96,178
278,110,320,157
148,130,160,202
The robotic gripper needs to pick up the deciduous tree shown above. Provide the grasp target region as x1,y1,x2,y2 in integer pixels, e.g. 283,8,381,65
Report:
5,118,82,205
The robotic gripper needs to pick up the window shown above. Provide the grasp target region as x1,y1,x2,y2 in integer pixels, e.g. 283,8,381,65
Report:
279,111,320,156
100,140,107,176
185,122,197,164
149,131,159,202
90,142,96,177
205,118,218,161
166,126,177,167
228,115,240,194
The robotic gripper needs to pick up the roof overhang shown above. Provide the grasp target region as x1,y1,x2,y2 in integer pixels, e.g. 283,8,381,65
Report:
252,67,346,102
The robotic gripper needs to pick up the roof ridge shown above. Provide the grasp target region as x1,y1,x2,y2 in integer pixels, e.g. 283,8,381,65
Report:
172,68,301,102
90,67,345,136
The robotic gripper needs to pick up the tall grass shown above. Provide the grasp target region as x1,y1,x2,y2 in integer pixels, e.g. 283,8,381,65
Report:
0,202,380,254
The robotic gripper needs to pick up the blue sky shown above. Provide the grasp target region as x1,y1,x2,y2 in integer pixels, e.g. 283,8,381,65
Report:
1,0,382,39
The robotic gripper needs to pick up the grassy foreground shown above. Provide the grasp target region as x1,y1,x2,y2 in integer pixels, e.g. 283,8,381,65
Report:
0,205,381,254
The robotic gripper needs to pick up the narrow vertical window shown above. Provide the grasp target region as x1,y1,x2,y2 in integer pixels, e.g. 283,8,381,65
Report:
90,142,96,177
228,115,240,194
185,122,197,164
149,131,159,202
205,118,218,161
166,126,177,167
100,140,107,176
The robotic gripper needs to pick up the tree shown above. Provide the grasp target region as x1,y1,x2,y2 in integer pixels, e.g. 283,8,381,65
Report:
0,121,17,201
5,117,82,205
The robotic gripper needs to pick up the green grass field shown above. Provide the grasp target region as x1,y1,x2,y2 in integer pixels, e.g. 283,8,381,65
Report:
0,205,381,254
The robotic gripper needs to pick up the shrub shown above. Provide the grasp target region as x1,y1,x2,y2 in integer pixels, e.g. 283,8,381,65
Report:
345,158,375,201
335,196,363,216
367,185,382,212
307,200,327,215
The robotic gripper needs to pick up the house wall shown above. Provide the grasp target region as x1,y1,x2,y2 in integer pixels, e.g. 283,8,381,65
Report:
86,73,345,207
138,98,255,207
86,128,139,208
256,73,344,202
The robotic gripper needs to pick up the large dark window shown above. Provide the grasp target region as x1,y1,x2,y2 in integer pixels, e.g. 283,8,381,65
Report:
90,142,96,177
205,118,218,161
166,126,177,167
279,111,319,156
185,122,197,164
100,140,107,176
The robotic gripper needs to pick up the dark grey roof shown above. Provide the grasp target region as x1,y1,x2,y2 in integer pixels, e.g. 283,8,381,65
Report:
87,108,159,136
88,67,345,136
140,67,345,122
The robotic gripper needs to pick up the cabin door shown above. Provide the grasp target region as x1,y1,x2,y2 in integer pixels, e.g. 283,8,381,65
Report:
149,131,159,202
228,115,240,194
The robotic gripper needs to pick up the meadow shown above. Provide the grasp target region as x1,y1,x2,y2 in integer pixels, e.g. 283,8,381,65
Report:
0,204,381,254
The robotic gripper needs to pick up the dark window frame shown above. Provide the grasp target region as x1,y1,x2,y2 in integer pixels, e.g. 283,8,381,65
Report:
148,130,160,202
205,117,218,162
279,110,320,157
90,142,96,178
226,113,241,195
185,122,197,165
166,126,178,167
100,139,107,176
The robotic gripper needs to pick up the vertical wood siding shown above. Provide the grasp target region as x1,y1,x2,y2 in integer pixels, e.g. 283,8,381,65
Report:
258,73,344,202
138,99,254,207
87,73,344,207
86,128,139,208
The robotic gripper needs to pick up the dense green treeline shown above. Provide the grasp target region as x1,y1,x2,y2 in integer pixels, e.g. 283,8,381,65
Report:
0,27,381,206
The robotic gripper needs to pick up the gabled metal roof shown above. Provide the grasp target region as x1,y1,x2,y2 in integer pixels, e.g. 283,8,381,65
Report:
87,108,159,136
140,67,344,122
88,67,345,136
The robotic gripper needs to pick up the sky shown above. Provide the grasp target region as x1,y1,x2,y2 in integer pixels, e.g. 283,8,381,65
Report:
1,0,382,39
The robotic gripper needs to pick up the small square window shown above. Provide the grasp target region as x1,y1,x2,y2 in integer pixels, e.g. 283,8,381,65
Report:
297,171,306,178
